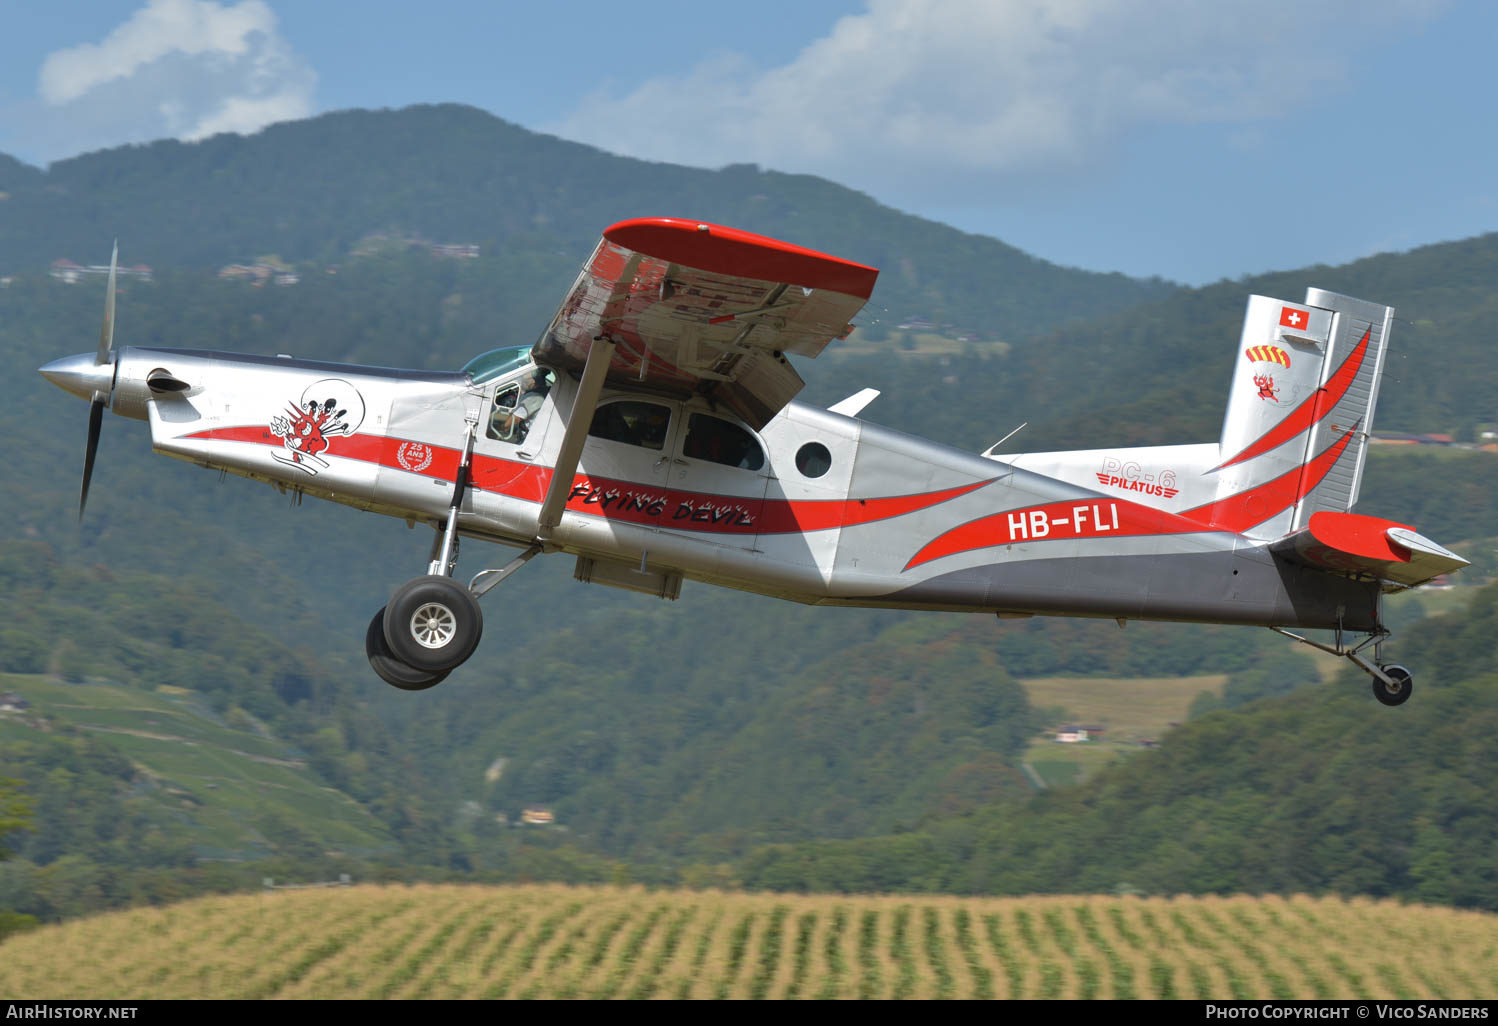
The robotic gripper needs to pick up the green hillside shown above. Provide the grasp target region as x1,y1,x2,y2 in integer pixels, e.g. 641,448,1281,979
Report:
1,107,1496,925
0,674,392,862
3,884,1495,1000
813,231,1498,455
2,258,1493,883
738,582,1498,908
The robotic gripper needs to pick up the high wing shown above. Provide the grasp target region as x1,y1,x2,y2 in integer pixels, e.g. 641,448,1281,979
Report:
532,217,879,431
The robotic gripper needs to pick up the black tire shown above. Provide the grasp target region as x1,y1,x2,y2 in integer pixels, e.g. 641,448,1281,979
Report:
1372,664,1413,707
383,575,483,673
366,608,449,691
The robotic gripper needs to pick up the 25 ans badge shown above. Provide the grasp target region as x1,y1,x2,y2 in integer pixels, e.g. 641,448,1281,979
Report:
395,442,434,473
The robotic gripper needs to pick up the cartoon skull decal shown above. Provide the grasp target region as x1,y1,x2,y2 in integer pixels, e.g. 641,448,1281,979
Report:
269,378,366,474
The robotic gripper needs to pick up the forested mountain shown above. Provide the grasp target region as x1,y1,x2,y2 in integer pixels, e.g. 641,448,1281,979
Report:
0,104,1170,342
4,248,1490,875
0,107,1495,921
813,231,1498,453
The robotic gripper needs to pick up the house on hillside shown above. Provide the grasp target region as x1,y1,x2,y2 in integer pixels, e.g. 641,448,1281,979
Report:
52,259,152,283
0,693,29,713
520,806,555,825
430,243,479,259
1370,431,1455,447
1056,726,1089,743
220,263,297,285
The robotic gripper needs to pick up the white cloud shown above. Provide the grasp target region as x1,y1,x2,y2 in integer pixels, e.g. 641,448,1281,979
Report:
39,0,275,104
181,92,306,141
26,0,314,162
551,0,1441,196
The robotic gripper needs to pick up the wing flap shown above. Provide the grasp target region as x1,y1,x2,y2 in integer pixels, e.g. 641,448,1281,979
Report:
532,218,878,430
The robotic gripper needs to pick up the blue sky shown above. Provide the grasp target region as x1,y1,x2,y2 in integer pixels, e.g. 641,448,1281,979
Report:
2,1,1495,284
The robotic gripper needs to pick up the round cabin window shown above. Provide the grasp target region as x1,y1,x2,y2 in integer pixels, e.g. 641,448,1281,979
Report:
796,442,832,478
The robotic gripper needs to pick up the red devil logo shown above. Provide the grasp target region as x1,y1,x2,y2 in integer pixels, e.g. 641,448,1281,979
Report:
1253,373,1279,402
269,379,366,474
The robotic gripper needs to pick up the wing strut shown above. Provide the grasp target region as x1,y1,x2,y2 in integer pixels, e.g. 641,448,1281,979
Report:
535,337,617,542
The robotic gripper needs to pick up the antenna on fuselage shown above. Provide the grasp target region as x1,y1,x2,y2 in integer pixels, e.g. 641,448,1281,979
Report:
981,422,1027,458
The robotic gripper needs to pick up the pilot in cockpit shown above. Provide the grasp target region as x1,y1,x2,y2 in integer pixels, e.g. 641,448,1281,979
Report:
490,369,553,444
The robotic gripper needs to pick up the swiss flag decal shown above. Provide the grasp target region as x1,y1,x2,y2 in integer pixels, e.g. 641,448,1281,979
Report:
1279,306,1310,330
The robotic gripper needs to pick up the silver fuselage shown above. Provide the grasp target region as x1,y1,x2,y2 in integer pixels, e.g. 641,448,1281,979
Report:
72,344,1377,632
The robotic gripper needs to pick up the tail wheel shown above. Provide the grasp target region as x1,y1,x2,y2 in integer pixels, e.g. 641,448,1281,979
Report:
1372,664,1413,707
366,608,448,691
383,575,484,673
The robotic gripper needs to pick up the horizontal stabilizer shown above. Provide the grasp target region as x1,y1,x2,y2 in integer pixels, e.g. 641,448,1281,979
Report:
1270,511,1468,590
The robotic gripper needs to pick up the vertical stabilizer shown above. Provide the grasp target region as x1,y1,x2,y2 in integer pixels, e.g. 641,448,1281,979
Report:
1212,290,1394,539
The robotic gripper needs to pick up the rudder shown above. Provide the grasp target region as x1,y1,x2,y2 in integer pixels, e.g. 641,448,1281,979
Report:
1213,289,1394,539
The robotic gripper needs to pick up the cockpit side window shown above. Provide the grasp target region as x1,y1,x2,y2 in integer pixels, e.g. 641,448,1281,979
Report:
588,401,672,451
486,367,553,445
682,413,764,471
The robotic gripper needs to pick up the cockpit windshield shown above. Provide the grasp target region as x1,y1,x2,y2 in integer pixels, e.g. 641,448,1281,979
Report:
462,346,533,385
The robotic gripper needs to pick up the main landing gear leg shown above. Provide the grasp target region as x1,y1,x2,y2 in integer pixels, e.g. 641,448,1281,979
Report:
368,340,611,688
368,420,487,690
1269,625,1414,707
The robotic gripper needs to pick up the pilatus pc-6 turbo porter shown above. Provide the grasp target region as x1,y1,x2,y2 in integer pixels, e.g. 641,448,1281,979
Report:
41,219,1467,703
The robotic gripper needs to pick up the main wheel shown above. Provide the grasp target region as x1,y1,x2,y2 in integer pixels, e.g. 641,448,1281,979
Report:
366,608,449,690
383,575,484,673
1371,664,1413,707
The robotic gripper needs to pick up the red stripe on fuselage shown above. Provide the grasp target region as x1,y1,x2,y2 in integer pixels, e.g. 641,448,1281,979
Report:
181,425,991,535
1214,329,1369,471
555,476,993,535
905,426,1358,570
904,498,1206,570
183,425,468,478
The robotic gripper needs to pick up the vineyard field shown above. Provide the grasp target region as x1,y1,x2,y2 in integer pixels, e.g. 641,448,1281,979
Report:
2,885,1496,999
0,674,394,859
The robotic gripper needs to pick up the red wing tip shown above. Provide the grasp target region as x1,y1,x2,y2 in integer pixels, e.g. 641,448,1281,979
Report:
1306,511,1416,563
602,217,879,299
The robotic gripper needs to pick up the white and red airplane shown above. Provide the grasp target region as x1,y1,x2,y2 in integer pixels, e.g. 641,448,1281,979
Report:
40,219,1467,703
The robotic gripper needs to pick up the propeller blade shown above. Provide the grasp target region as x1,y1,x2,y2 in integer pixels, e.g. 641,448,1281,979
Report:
95,240,117,366
80,398,104,521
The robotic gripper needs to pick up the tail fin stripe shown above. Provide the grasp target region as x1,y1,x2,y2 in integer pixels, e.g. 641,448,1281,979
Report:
1187,425,1356,533
1212,329,1370,472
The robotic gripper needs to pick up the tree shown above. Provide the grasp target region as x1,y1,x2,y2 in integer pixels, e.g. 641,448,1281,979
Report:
0,778,31,859
0,779,37,936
